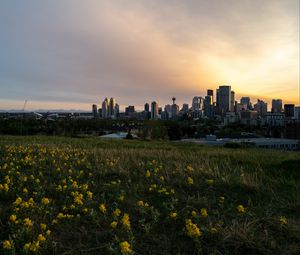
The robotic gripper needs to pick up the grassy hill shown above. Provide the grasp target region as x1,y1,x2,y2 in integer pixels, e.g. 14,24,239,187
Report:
0,136,299,254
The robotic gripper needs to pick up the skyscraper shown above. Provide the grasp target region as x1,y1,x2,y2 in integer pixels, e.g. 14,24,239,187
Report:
181,104,189,114
109,97,115,117
102,98,109,118
207,89,213,102
254,99,267,116
164,104,172,118
192,96,204,118
204,95,213,117
171,97,179,118
144,103,150,112
284,104,295,118
240,97,251,109
230,91,235,112
92,104,98,118
192,96,203,111
218,85,231,115
125,105,135,115
151,101,158,119
114,103,119,117
271,99,283,113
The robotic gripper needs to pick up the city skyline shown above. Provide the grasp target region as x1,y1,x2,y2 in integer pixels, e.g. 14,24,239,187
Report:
0,0,299,110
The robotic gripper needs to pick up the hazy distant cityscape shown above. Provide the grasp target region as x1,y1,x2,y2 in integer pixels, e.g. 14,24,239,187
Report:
91,85,300,124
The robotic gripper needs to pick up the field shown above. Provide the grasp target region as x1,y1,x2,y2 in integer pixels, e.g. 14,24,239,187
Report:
0,136,299,255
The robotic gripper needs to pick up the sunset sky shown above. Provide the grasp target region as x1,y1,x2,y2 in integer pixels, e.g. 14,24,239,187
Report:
0,0,299,111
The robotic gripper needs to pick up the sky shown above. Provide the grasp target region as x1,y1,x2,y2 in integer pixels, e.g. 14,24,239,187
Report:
0,0,299,111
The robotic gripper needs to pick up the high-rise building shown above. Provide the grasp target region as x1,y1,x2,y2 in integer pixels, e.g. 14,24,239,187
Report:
240,97,251,109
102,98,109,118
144,103,150,112
254,99,267,116
218,85,231,115
192,96,203,111
171,97,179,118
98,108,102,117
109,97,115,117
230,91,235,112
181,104,189,114
192,96,204,118
114,103,119,117
294,107,300,120
125,105,135,115
92,104,98,118
158,107,162,115
151,101,158,119
171,104,179,118
272,99,283,113
204,95,213,117
164,104,172,119
207,89,213,100
284,104,295,118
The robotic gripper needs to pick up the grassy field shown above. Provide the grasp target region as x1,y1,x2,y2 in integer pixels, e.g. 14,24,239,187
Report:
0,136,299,255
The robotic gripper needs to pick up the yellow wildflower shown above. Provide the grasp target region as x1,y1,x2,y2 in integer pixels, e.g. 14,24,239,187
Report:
201,208,208,218
2,240,13,250
119,195,125,201
37,234,46,242
24,243,31,250
279,216,288,225
191,210,197,217
57,213,64,219
87,191,93,199
14,197,22,206
185,219,201,238
24,218,33,228
3,183,9,192
169,212,177,218
187,165,194,172
9,214,17,223
40,223,47,230
121,213,131,230
137,200,144,206
113,208,121,217
72,181,78,188
146,170,151,178
42,197,50,205
237,205,246,214
99,203,107,213
46,230,51,236
187,177,194,185
82,183,89,191
28,241,40,252
119,241,132,254
28,198,35,207
110,221,118,228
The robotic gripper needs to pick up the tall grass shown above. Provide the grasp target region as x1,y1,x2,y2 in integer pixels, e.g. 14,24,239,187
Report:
0,136,299,254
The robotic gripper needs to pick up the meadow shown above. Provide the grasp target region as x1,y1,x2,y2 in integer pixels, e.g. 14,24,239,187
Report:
0,136,299,255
